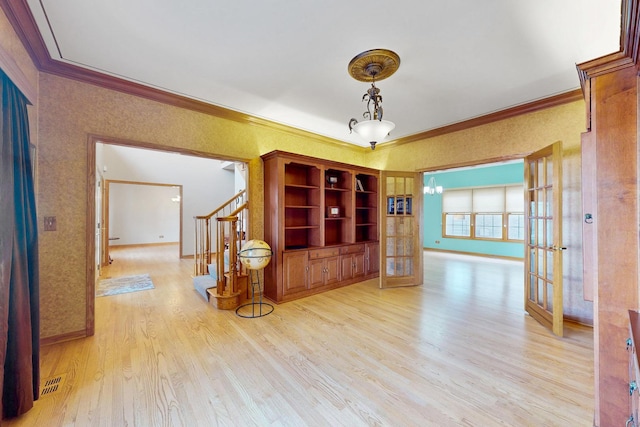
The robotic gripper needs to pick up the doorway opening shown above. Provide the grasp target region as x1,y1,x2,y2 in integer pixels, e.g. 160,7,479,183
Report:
103,180,183,269
420,152,592,333
86,135,249,336
422,159,525,262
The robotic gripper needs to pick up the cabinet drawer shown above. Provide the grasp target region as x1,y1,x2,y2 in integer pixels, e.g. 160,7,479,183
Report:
340,244,365,255
309,247,340,259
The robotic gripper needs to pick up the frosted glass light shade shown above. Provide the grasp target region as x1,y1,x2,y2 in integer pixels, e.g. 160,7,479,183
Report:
424,176,443,195
351,119,395,144
424,185,443,195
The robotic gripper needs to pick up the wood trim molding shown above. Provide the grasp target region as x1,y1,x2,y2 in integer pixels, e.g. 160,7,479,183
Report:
575,0,640,131
377,90,584,150
577,52,635,82
0,0,354,147
106,179,182,188
40,329,87,346
0,0,616,150
0,42,36,102
87,133,252,163
48,56,357,148
0,0,49,70
577,0,640,83
622,0,640,64
86,136,96,337
417,153,529,174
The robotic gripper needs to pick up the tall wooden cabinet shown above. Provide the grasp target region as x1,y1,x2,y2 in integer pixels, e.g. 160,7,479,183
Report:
628,310,640,427
262,151,379,303
577,27,640,424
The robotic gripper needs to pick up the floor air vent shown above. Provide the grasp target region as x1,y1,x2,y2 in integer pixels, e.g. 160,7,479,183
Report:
40,374,66,397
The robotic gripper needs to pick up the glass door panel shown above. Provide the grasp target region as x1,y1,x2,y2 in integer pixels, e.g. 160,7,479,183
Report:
524,142,564,336
380,171,422,288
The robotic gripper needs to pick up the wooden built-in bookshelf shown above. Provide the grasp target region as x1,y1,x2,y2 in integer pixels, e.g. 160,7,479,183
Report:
262,151,379,302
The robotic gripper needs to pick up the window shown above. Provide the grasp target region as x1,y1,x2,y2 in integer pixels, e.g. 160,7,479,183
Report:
445,214,470,237
475,214,503,239
507,213,525,240
442,185,524,241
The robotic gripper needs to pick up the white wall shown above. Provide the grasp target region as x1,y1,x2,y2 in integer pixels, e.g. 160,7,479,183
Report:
234,162,247,195
109,183,180,245
99,143,238,255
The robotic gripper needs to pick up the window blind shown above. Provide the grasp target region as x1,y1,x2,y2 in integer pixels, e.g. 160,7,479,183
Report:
442,189,472,212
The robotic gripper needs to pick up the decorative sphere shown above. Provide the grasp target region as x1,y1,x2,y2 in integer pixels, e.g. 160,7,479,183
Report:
238,240,273,270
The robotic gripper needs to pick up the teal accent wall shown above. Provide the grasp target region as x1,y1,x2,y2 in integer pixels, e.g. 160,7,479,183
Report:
423,162,524,258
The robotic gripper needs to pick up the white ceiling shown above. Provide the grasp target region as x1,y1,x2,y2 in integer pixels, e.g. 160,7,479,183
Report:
26,0,621,148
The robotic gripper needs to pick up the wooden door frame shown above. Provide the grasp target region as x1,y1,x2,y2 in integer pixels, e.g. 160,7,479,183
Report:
85,134,250,337
420,151,566,336
417,155,527,283
103,179,184,264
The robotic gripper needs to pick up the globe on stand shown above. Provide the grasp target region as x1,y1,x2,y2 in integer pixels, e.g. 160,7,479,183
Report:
236,240,274,318
238,239,272,270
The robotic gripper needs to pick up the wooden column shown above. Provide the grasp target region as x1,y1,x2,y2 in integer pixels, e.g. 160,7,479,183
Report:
579,61,639,425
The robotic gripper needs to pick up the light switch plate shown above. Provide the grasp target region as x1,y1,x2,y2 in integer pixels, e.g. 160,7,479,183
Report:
44,216,56,231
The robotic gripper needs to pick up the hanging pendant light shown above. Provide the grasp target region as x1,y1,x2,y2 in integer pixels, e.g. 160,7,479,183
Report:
348,49,400,150
423,176,443,195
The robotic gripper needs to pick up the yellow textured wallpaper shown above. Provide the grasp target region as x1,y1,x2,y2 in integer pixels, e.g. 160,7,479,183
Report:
36,73,368,338
37,69,591,338
368,101,591,324
368,101,585,171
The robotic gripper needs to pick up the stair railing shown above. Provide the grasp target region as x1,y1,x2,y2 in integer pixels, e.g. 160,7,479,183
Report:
194,189,247,276
215,215,239,297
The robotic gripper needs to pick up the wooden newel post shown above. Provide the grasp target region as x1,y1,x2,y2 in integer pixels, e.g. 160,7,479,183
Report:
212,216,247,309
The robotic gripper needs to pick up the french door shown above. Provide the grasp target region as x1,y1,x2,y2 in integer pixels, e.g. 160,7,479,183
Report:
524,142,564,336
379,171,423,288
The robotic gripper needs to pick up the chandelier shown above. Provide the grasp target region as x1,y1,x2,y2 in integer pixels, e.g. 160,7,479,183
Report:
423,176,443,195
348,49,400,150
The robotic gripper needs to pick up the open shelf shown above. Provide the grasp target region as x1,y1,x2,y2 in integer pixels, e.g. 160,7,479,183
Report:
324,168,353,245
261,151,380,303
354,173,378,242
283,162,320,248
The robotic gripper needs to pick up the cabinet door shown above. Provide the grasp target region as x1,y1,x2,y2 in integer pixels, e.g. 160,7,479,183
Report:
310,256,340,288
341,245,366,281
353,252,365,278
341,254,354,281
366,243,379,275
325,256,340,285
309,258,325,288
283,251,308,296
341,253,366,280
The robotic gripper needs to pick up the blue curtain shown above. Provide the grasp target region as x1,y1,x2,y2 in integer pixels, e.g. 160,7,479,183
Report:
0,68,40,419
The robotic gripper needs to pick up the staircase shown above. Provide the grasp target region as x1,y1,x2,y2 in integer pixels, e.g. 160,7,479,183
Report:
193,189,249,309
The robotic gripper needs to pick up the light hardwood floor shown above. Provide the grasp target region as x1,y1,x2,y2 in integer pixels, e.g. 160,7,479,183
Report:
5,245,594,426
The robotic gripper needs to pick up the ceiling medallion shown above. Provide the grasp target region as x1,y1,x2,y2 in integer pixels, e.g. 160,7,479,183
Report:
347,49,401,82
347,49,400,150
